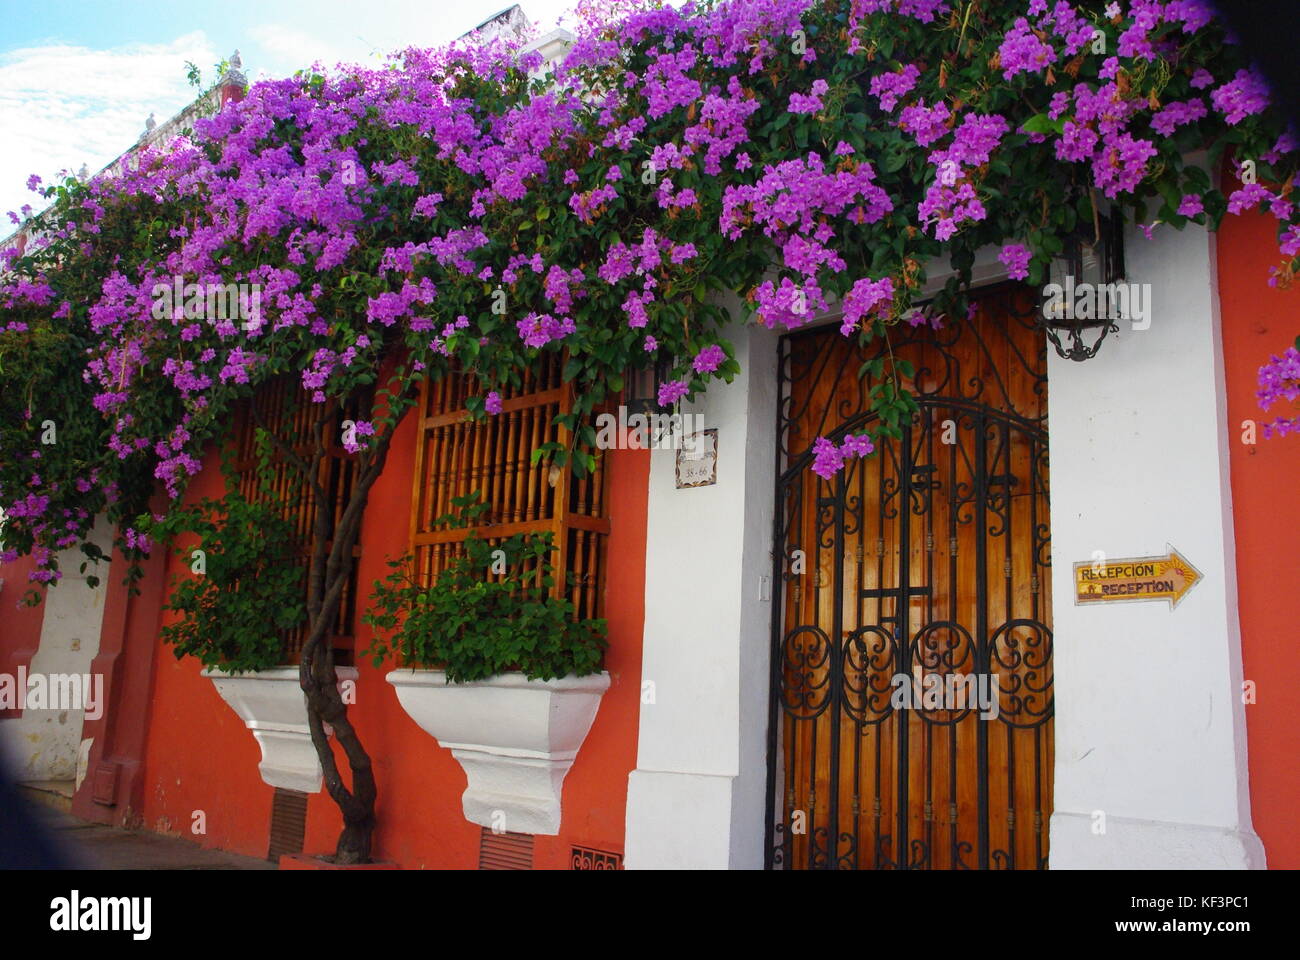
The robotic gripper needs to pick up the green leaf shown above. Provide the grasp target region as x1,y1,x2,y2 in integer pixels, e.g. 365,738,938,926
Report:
1022,113,1064,136
881,146,908,174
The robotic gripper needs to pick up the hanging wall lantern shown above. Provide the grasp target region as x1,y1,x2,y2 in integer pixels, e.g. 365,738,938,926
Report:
624,356,674,416
1038,212,1127,362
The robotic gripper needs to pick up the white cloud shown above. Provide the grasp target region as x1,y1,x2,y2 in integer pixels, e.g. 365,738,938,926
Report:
0,32,218,225
246,23,369,76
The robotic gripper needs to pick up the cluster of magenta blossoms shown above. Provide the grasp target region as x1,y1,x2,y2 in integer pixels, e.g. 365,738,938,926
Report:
1257,346,1300,437
1,0,1297,584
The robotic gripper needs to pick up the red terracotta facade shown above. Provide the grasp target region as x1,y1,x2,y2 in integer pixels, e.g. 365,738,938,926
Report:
62,423,647,866
1216,208,1300,869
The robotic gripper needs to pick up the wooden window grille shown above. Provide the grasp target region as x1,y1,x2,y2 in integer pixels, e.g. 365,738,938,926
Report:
409,355,610,621
232,375,360,665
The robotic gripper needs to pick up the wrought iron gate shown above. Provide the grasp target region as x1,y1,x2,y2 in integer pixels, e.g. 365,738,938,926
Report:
765,286,1054,870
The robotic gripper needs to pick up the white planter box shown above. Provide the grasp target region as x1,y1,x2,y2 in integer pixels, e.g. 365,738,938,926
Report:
204,666,358,794
386,669,610,835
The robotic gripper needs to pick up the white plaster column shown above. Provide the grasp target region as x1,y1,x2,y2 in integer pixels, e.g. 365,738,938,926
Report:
1046,222,1264,868
0,518,110,784
624,311,778,869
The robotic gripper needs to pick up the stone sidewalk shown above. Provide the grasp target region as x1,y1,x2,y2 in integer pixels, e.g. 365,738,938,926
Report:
22,797,276,870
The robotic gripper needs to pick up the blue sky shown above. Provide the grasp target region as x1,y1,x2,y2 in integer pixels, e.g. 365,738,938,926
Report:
0,0,578,220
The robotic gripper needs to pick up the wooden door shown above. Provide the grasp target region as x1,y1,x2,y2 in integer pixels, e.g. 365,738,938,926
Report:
767,285,1053,870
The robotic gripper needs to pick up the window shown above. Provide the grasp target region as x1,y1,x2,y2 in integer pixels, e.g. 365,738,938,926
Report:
232,375,359,664
409,355,609,621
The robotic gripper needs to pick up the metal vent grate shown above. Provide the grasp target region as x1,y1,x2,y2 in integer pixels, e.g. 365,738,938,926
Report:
570,846,623,870
478,828,534,870
268,787,308,862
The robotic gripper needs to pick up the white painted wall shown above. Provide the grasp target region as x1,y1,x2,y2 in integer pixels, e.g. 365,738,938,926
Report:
624,304,778,869
1046,221,1264,868
0,519,111,782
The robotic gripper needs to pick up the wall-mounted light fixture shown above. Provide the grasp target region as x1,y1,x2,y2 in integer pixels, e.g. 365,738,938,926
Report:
624,356,674,416
1038,211,1127,362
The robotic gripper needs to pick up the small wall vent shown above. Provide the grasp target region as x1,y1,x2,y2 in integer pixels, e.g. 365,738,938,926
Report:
479,828,534,870
268,787,308,862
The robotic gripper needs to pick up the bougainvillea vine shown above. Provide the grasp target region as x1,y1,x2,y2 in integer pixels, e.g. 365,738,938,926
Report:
1,0,1297,588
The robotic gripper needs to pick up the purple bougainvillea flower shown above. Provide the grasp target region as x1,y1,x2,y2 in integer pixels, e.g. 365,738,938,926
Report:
657,379,689,407
810,431,876,479
998,243,1032,281
1212,68,1270,125
868,64,919,113
840,432,874,459
692,344,726,373
998,18,1056,80
788,78,829,114
811,437,844,479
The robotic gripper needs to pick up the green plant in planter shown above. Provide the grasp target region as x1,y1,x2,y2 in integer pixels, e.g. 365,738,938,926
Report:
146,437,306,673
364,493,607,682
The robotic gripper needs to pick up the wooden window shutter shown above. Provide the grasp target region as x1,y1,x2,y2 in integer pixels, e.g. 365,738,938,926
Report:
409,355,610,620
232,375,360,665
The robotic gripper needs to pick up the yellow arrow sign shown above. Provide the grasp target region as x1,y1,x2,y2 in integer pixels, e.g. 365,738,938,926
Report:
1073,546,1202,609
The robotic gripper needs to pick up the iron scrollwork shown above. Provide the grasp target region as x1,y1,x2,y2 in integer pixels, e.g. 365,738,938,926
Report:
768,285,1054,871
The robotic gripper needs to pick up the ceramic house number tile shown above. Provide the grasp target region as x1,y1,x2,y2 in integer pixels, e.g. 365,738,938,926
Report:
675,428,717,488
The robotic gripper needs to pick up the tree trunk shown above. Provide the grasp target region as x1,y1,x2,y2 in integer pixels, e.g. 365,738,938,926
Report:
276,381,414,865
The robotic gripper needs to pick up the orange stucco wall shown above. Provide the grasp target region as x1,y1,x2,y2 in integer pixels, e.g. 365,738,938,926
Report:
136,443,275,854
0,553,48,721
136,407,649,867
1217,208,1300,869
